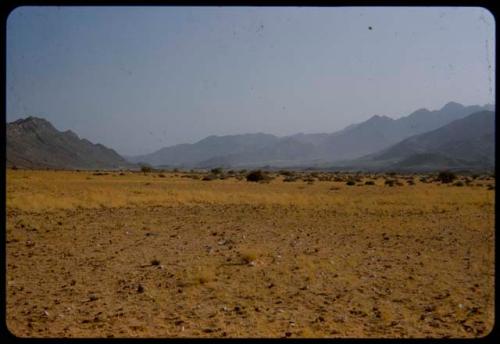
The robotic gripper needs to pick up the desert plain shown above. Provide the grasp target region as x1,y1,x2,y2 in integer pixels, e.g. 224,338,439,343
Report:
5,169,495,338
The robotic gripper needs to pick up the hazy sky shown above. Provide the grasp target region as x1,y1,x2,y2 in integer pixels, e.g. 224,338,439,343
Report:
7,6,495,156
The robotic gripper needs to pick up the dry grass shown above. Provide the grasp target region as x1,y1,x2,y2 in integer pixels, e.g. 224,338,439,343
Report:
6,169,495,338
6,170,494,214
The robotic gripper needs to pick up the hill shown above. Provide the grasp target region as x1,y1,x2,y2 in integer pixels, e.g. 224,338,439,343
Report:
7,116,134,170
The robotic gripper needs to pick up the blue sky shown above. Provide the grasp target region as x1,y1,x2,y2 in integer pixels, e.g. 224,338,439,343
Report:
6,6,495,155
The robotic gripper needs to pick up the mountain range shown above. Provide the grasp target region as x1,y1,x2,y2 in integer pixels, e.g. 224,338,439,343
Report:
332,110,495,172
129,101,494,169
6,101,495,171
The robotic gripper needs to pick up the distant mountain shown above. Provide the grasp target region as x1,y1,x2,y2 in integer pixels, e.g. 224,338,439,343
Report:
7,116,134,170
195,136,319,168
316,102,494,162
129,133,281,167
128,102,494,168
339,110,495,172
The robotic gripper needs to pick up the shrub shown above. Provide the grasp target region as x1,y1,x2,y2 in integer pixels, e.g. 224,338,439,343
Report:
194,270,215,284
453,181,464,187
346,180,356,186
246,170,266,182
365,180,375,185
211,167,223,175
202,174,218,181
385,180,395,187
437,171,457,184
158,174,166,178
239,249,258,264
141,165,152,173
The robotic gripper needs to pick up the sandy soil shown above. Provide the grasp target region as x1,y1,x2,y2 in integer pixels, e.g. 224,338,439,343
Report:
5,170,495,338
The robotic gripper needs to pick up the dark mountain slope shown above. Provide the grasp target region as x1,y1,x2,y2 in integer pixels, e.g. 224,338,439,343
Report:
7,116,134,170
340,110,495,171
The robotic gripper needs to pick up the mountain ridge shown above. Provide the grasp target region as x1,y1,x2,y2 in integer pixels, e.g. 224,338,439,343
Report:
128,102,494,168
334,110,495,172
7,101,495,171
7,116,135,170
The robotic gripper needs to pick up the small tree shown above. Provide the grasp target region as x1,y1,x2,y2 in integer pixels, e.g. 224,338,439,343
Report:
246,170,266,182
141,165,152,173
437,171,457,184
211,167,223,175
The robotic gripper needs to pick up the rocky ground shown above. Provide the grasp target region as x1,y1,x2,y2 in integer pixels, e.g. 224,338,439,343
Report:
6,170,495,338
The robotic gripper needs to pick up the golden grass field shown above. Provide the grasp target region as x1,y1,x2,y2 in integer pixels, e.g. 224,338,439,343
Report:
5,169,495,338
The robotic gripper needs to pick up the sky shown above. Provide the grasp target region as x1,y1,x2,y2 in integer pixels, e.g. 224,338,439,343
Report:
6,6,495,156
